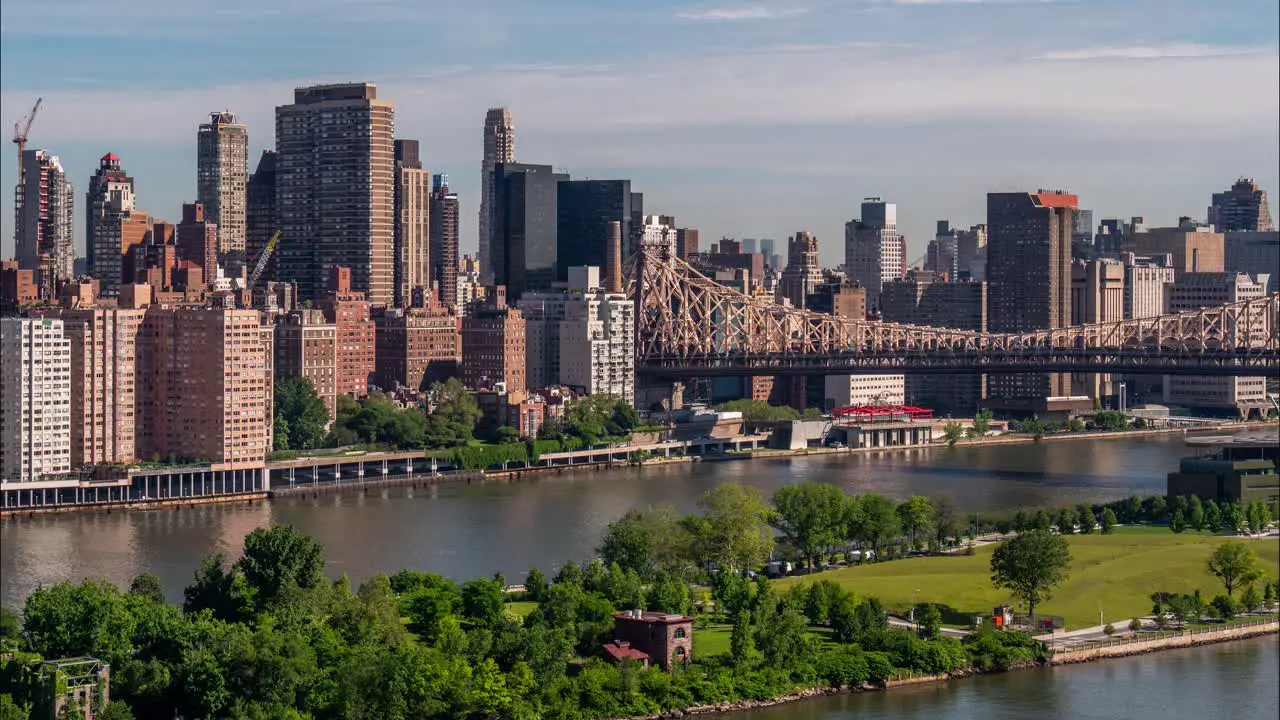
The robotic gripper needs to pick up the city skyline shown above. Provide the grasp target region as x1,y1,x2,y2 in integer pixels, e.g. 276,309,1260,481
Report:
1,0,1278,267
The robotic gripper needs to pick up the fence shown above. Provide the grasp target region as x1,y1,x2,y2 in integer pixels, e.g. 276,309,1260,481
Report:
1053,617,1277,655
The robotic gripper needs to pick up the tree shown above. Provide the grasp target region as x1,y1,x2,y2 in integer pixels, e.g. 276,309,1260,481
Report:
274,376,330,450
1169,508,1187,534
851,494,900,558
1239,584,1263,613
971,408,993,436
989,530,1072,619
493,425,520,444
462,579,506,628
1144,495,1167,522
931,495,962,547
771,482,845,569
1100,507,1118,535
183,553,255,622
943,422,965,445
1055,507,1077,535
1211,593,1238,620
1203,500,1222,533
1222,501,1245,532
597,505,689,580
897,496,935,550
729,609,757,667
1129,617,1143,633
916,603,942,640
1246,501,1272,535
424,378,482,447
96,703,135,720
0,695,30,720
127,573,166,604
235,526,326,606
1032,509,1053,532
1103,623,1116,636
695,484,774,572
1188,495,1205,531
524,567,548,602
644,574,692,615
716,399,799,425
1076,504,1096,534
1206,542,1262,597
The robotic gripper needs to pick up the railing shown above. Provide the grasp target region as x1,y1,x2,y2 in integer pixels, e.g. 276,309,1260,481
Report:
1053,616,1277,653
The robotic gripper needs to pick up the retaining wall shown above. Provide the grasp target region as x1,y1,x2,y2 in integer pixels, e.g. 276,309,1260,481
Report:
1050,620,1278,664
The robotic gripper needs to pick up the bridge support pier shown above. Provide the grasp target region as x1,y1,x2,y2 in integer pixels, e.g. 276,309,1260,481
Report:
636,380,684,413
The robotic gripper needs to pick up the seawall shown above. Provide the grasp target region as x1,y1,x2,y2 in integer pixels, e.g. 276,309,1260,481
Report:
1050,619,1278,664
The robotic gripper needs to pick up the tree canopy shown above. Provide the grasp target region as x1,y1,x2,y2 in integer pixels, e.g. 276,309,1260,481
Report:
273,376,330,451
989,530,1072,619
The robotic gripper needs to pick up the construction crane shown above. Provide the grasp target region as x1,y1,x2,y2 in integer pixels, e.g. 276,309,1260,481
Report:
246,230,282,290
12,97,43,245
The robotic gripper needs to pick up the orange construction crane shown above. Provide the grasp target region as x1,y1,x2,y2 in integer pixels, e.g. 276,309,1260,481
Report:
12,97,43,246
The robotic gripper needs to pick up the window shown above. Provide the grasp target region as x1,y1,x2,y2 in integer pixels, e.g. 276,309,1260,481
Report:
674,628,687,639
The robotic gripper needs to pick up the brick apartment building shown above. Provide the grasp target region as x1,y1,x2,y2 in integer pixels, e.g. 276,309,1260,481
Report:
323,266,376,398
373,304,460,392
275,308,338,418
461,286,526,392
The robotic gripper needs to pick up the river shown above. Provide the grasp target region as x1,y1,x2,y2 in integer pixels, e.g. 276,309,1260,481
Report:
0,433,1193,609
721,635,1280,720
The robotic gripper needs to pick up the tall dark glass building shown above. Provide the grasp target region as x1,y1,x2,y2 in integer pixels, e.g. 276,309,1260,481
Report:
557,180,643,281
492,163,567,300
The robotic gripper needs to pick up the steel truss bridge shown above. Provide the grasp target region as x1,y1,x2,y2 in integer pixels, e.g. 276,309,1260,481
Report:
630,241,1280,379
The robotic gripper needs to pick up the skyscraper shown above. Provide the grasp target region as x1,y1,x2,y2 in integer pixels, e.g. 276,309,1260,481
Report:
15,150,75,288
0,317,72,483
844,198,905,310
196,111,248,256
1208,178,1273,232
986,190,1080,413
493,163,567,300
86,153,136,291
557,179,639,279
244,150,278,281
430,174,460,306
393,139,431,308
777,231,823,309
480,108,515,285
177,202,218,286
275,83,395,304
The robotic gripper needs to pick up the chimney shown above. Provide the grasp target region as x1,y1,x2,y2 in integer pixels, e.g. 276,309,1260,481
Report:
606,221,623,294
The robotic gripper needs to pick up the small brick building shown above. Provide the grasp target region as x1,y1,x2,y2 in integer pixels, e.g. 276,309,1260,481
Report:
604,610,694,671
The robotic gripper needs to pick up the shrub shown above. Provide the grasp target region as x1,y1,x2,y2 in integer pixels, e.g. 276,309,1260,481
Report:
1102,623,1116,636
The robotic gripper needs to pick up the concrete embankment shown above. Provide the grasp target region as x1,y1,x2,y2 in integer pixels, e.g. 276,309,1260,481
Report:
3,492,268,517
1050,620,1278,664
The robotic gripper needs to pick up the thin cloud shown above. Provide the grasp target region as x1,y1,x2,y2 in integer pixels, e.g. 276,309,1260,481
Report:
1035,43,1268,61
677,4,809,20
876,0,1059,5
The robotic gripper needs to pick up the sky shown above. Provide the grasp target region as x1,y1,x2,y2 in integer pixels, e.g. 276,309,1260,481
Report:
2,0,1277,268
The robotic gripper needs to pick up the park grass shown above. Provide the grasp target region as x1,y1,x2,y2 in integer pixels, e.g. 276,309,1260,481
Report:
775,527,1280,630
694,623,733,657
506,600,539,618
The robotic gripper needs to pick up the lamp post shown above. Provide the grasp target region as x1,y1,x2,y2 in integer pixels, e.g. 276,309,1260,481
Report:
911,588,920,629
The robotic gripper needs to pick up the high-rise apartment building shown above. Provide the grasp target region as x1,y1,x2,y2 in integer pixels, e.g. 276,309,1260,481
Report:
136,306,271,467
1163,273,1268,417
955,224,988,281
16,150,75,288
881,274,987,414
457,256,485,317
393,139,431,308
1070,259,1125,402
373,304,460,392
274,308,338,419
560,272,635,405
86,153,140,295
177,202,218,286
1123,223,1224,276
676,227,700,260
642,215,679,261
244,150,278,282
430,174,460,305
322,267,376,399
59,303,146,468
1208,178,1273,233
557,179,641,281
275,83,395,304
480,108,515,285
94,210,152,296
1119,253,1175,320
844,198,905,309
517,290,570,391
0,317,72,483
461,287,526,392
926,221,959,279
986,190,1080,414
777,231,823,309
492,163,568,299
196,111,248,256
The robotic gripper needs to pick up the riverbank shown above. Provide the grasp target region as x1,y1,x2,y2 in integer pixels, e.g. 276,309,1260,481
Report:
617,620,1279,720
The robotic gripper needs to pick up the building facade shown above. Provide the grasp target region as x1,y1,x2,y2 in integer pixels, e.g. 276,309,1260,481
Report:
322,267,376,399
824,374,906,409
244,150,278,283
1121,252,1176,319
274,308,338,419
559,279,636,405
880,275,987,414
275,83,395,304
373,305,460,392
492,163,568,300
86,153,140,295
176,203,218,286
1224,230,1279,294
393,139,431,308
429,174,460,305
557,179,641,282
16,149,75,288
1163,273,1268,417
844,198,905,309
60,305,146,469
777,231,823,309
1123,224,1224,276
0,317,72,483
986,191,1079,414
196,111,248,256
1208,178,1273,233
136,306,271,467
461,287,526,392
480,108,515,285
1070,259,1125,403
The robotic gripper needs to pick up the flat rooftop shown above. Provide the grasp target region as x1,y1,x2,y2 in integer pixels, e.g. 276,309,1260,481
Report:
1185,427,1280,449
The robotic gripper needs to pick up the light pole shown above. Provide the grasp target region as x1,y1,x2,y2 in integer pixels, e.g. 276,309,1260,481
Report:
1118,382,1127,414
911,588,920,629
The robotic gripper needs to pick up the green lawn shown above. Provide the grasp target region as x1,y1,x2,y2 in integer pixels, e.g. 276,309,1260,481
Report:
775,528,1280,630
694,622,733,657
506,601,539,618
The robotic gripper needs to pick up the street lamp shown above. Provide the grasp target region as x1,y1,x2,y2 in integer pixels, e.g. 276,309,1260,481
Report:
911,588,920,628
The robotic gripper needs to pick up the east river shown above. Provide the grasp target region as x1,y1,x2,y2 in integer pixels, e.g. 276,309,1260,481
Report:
2,433,1195,608
4,432,1278,718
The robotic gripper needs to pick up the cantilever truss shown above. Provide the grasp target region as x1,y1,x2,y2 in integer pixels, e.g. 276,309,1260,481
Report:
629,240,1280,377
